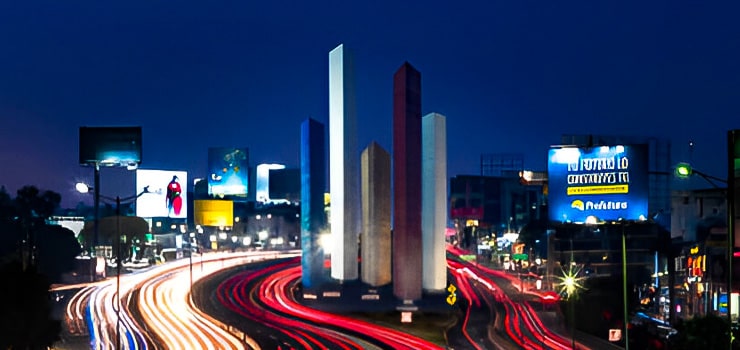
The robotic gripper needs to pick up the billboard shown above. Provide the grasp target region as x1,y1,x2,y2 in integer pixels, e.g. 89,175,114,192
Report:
136,169,188,219
194,200,234,227
269,168,300,202
79,126,142,166
547,145,648,223
208,148,249,197
256,163,285,202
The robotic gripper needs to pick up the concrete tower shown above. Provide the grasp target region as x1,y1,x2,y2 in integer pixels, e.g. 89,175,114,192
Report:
301,118,326,288
329,44,359,281
361,142,392,287
392,62,422,300
422,112,447,292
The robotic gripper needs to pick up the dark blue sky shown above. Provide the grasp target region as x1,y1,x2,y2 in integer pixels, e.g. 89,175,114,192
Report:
0,1,738,207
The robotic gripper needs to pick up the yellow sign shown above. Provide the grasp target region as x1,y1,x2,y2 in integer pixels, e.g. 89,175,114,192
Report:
690,246,699,255
567,184,629,195
194,199,234,227
446,284,457,305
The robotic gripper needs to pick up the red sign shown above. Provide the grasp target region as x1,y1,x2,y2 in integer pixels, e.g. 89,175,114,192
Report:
450,207,484,219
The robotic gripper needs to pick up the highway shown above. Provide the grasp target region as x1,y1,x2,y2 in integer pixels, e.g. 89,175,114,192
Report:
57,251,298,349
58,248,585,349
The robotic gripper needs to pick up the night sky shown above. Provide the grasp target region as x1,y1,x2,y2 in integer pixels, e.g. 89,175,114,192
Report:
0,1,738,208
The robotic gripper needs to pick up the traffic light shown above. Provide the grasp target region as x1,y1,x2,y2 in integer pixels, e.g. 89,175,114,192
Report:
675,162,693,178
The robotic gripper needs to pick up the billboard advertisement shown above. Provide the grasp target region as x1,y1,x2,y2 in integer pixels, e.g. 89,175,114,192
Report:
136,169,188,219
79,126,142,166
208,148,249,197
547,145,648,223
194,200,234,227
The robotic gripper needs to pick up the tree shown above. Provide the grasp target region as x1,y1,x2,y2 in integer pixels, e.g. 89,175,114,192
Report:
78,215,149,258
0,185,77,348
0,261,61,349
669,313,737,350
36,225,82,282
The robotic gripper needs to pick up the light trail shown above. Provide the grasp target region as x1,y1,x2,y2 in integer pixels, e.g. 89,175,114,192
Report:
61,251,294,349
220,257,443,350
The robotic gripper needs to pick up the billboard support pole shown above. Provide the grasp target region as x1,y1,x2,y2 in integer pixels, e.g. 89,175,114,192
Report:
94,163,100,249
93,163,101,281
728,130,736,349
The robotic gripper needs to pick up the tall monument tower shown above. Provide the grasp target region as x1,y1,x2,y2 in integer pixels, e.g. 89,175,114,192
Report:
301,118,326,288
422,112,447,292
392,62,423,300
361,142,392,287
329,44,359,281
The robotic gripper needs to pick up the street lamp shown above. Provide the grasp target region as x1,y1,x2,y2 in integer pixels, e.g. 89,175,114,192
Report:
76,183,150,350
674,160,732,347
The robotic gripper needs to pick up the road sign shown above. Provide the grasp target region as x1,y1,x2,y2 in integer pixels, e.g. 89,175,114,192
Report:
447,283,457,305
609,329,622,342
513,253,528,261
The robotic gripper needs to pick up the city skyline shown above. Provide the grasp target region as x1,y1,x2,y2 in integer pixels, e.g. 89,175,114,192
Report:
1,2,738,208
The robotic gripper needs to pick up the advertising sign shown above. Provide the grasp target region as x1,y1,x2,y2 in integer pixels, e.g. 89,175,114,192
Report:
136,169,188,218
547,145,648,223
208,148,249,197
79,126,142,166
193,200,234,227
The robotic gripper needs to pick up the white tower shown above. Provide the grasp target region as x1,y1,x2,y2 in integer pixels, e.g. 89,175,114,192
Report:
329,44,359,280
422,112,447,291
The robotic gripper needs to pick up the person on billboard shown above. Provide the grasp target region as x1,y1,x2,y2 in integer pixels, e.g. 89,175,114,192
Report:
166,175,183,217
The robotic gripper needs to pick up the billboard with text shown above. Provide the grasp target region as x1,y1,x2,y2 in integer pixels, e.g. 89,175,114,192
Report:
548,145,648,223
136,169,188,219
208,148,249,197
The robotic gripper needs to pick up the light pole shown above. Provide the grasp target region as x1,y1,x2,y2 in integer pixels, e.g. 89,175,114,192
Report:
77,183,150,350
563,275,576,350
622,221,629,350
676,160,732,347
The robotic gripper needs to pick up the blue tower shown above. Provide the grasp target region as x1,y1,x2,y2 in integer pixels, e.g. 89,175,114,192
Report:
301,118,326,288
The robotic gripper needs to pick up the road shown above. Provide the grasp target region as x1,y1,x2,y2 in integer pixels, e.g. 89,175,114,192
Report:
57,251,298,349
57,248,585,349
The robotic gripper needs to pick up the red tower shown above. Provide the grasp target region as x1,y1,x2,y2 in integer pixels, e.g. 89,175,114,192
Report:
392,62,423,301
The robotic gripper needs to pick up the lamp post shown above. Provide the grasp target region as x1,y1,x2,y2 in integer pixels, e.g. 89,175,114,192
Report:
77,183,150,350
622,221,629,350
675,160,732,347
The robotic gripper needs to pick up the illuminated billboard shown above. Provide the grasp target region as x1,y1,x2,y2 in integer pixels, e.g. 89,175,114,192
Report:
547,145,648,223
79,126,142,166
194,200,234,227
136,169,188,219
208,148,249,197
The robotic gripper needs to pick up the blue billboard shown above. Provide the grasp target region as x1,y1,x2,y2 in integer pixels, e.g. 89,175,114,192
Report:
548,145,649,223
208,148,249,197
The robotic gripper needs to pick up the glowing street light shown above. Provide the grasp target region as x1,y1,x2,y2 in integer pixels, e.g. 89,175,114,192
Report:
675,162,692,178
558,263,586,350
